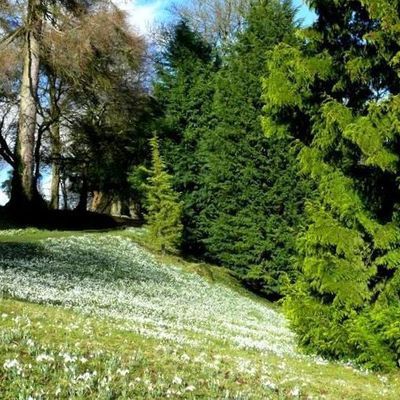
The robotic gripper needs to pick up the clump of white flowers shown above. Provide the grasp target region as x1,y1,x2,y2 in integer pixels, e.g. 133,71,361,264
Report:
3,359,23,375
36,354,54,363
0,235,297,358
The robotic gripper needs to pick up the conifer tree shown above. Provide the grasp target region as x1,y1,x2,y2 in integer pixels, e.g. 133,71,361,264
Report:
263,0,400,369
196,0,309,298
153,20,217,254
144,136,183,253
154,2,310,298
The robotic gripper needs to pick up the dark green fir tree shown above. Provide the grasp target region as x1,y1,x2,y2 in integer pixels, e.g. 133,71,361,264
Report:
197,0,311,298
263,0,400,369
153,20,218,254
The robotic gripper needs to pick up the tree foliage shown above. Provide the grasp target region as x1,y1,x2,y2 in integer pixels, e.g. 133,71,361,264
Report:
263,0,400,369
196,0,311,298
154,1,311,299
153,20,217,253
143,136,183,253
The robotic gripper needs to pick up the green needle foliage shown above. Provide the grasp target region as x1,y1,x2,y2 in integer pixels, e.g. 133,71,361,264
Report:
263,0,400,369
144,137,183,253
154,1,312,299
153,20,217,254
196,0,311,298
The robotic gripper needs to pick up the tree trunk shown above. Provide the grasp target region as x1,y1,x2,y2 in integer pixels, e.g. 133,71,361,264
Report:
49,75,62,210
10,0,42,209
91,191,113,214
75,177,88,212
61,175,69,210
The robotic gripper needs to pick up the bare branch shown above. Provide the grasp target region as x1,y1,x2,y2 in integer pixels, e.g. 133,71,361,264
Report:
0,111,15,167
0,26,24,50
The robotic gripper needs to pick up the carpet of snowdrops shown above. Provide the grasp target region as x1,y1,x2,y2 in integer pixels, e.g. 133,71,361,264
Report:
1,230,399,399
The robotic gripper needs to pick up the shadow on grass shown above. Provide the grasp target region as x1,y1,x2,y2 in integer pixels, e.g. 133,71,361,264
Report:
0,206,143,231
0,237,172,286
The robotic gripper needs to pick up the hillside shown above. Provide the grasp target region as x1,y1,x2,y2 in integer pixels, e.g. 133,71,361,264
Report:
0,229,399,399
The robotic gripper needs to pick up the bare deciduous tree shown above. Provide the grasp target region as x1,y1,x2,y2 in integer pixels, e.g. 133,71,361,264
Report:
0,0,147,210
172,0,253,44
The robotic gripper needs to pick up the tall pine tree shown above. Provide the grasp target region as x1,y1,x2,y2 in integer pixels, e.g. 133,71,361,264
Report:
197,0,310,298
263,0,400,369
153,21,218,254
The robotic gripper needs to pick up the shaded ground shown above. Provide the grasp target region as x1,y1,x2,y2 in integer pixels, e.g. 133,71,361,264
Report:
0,205,142,231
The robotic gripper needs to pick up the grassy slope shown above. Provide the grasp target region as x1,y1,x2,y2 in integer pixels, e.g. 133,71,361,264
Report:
0,228,399,399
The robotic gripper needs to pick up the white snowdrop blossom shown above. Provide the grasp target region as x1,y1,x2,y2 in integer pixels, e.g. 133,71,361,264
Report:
172,376,183,385
36,354,54,363
117,368,129,377
4,358,20,370
180,353,191,362
290,387,300,397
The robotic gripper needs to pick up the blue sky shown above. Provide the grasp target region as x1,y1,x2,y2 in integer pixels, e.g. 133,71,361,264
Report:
294,0,317,26
132,0,316,22
121,0,316,32
0,166,9,204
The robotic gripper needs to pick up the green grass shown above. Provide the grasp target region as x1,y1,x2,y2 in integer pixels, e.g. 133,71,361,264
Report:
2,298,400,400
1,227,400,399
115,228,272,305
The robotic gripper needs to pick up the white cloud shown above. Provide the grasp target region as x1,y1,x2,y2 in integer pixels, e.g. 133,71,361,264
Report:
113,0,166,34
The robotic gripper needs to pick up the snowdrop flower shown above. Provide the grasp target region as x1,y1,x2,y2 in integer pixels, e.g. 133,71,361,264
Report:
77,370,96,382
378,375,388,384
117,368,129,377
172,376,183,385
290,387,300,397
263,380,277,391
36,354,54,363
3,359,20,370
181,353,191,362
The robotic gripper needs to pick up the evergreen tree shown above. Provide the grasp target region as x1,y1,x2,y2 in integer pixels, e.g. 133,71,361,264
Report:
197,0,310,298
144,136,183,253
153,20,218,253
263,0,400,369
